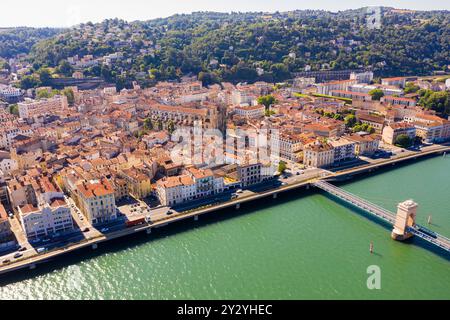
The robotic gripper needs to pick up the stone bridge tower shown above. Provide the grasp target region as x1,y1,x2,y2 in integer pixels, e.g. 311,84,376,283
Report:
392,200,418,241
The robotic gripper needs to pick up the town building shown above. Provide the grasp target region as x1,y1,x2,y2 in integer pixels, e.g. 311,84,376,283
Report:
237,163,262,187
329,138,356,163
17,177,74,239
382,122,416,145
303,141,335,168
76,178,117,225
346,134,381,156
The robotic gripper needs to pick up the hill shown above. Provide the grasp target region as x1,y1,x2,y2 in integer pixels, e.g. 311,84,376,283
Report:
18,8,450,88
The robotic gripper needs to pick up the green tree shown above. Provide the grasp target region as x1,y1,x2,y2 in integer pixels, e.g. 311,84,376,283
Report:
62,88,75,105
167,120,175,134
257,95,276,110
57,60,74,77
278,161,287,174
20,75,39,90
144,118,153,130
38,68,52,86
394,134,413,148
369,89,384,101
8,104,19,116
404,82,420,94
419,91,450,116
344,114,357,128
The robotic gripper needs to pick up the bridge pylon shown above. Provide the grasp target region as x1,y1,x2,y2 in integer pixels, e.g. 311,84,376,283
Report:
391,200,417,241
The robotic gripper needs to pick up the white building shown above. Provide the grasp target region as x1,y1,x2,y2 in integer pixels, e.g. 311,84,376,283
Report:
234,105,265,119
18,95,68,119
17,177,74,239
0,151,18,175
350,71,374,84
316,79,357,95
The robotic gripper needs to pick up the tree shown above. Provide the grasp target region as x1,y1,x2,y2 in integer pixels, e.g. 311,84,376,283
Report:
167,120,175,134
278,161,287,174
369,89,384,101
62,88,75,106
344,114,357,128
404,82,420,94
419,91,450,116
394,134,413,148
270,63,290,82
144,118,153,130
198,71,218,87
38,68,52,86
257,95,276,110
8,104,19,116
57,60,74,77
20,75,39,90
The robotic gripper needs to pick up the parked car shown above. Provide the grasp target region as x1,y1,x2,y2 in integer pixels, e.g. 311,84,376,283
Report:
231,194,238,200
13,253,23,259
100,228,109,233
82,227,90,233
37,248,47,254
236,189,243,194
167,210,174,216
2,259,10,264
18,247,26,252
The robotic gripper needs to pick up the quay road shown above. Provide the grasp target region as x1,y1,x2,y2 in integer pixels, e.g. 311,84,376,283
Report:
1,144,449,275
330,143,450,179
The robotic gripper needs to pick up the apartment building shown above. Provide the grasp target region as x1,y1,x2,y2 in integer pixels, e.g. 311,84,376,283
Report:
346,134,381,156
303,141,335,168
76,178,117,225
381,77,406,88
316,79,357,95
0,126,34,150
17,177,74,239
329,90,372,102
156,175,196,207
329,138,356,163
237,163,262,187
357,114,385,133
381,96,416,107
382,122,416,145
18,95,68,119
120,167,152,200
234,105,265,119
186,167,215,198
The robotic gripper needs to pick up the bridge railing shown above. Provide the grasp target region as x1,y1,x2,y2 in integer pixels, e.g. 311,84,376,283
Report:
313,181,396,221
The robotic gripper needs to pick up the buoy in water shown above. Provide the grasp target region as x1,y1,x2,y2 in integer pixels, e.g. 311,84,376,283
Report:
370,242,374,254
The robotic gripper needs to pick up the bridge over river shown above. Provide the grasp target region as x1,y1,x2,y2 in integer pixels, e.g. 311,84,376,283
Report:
313,180,450,254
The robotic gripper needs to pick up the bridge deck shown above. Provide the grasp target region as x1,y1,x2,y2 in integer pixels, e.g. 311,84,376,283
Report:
313,180,450,254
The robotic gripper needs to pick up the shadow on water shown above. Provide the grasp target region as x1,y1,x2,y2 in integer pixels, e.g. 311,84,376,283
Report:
0,186,316,286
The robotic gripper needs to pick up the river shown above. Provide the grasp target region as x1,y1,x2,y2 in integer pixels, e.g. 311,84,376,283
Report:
1,155,449,299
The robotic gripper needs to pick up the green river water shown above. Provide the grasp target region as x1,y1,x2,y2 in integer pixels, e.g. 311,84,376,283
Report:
0,155,449,299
